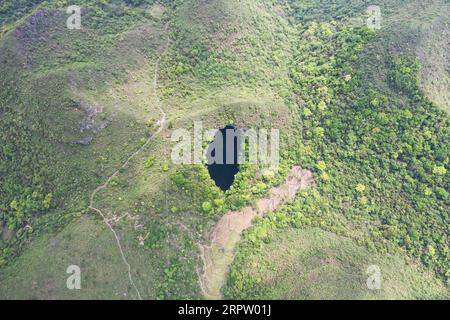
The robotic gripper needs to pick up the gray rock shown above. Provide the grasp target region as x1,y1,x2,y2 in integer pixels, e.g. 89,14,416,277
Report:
71,136,93,146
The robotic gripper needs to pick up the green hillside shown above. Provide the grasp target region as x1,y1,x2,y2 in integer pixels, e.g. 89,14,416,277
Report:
225,227,448,299
0,0,448,300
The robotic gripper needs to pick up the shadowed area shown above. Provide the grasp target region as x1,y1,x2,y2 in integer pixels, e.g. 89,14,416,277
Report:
206,124,240,191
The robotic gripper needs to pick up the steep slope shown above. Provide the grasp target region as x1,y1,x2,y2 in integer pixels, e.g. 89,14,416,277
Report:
225,0,449,298
0,2,178,298
225,227,449,299
0,0,448,300
1,0,299,299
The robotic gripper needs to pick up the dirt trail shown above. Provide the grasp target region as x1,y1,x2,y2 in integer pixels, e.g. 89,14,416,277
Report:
88,26,170,300
198,166,314,300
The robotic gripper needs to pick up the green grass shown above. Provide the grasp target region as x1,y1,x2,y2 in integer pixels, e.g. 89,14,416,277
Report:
0,0,448,300
0,215,138,299
224,227,449,299
0,2,169,258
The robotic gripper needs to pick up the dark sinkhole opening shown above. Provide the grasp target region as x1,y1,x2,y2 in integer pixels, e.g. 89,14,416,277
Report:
207,124,240,191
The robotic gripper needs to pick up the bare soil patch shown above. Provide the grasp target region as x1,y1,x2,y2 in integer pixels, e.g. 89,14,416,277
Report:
198,166,314,299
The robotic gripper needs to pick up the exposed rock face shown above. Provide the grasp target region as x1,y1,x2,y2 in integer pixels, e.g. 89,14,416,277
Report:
71,136,93,146
70,101,112,145
12,9,64,68
79,104,99,133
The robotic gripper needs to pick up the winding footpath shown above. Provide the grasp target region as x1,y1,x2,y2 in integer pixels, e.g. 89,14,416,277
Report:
88,29,170,300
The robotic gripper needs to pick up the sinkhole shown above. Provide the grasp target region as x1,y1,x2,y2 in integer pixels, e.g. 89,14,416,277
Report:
206,124,241,191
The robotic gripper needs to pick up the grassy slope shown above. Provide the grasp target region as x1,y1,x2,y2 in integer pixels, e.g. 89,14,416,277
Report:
0,0,300,299
0,215,137,300
0,2,182,299
224,0,449,299
278,0,449,112
225,227,448,300
0,0,448,300
352,0,450,112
